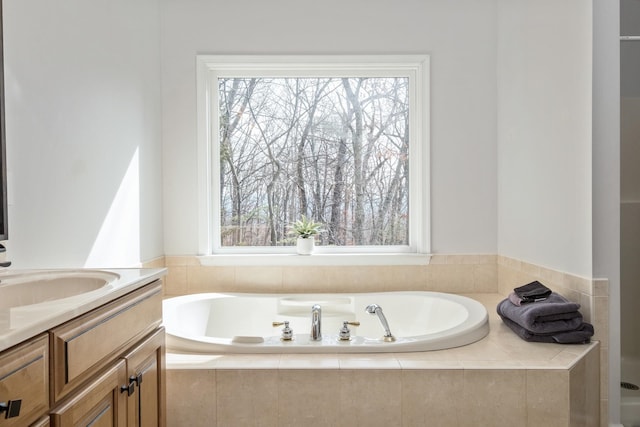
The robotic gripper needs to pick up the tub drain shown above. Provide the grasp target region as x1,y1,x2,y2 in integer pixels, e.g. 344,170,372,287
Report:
621,381,640,391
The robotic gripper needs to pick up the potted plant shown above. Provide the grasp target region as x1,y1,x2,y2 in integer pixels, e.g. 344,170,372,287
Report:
290,216,323,255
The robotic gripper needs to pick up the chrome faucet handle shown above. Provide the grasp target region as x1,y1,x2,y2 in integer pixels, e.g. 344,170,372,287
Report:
338,320,360,341
272,320,294,341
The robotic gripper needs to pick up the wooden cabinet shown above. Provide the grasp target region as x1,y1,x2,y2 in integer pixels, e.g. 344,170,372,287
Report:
0,334,49,426
50,282,163,403
50,280,165,427
0,278,165,427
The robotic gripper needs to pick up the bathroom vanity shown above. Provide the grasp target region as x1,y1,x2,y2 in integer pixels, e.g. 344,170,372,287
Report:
0,268,166,426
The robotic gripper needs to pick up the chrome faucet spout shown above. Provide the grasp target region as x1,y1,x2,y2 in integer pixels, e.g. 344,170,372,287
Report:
365,304,395,341
310,304,322,341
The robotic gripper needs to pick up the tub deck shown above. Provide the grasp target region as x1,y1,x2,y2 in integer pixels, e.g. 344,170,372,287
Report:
166,293,602,426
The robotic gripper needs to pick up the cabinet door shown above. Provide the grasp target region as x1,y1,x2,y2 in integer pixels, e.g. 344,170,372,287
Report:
50,360,128,427
0,334,49,426
122,328,165,427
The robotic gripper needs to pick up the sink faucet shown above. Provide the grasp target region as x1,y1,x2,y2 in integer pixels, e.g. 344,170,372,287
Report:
0,243,11,269
310,304,322,341
365,304,395,342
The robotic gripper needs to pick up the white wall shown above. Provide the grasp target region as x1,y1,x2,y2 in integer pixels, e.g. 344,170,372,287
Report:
496,1,593,277
160,0,499,256
2,0,164,268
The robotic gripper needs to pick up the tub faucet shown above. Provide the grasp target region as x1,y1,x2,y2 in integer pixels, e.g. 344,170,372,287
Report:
310,304,322,341
365,304,396,342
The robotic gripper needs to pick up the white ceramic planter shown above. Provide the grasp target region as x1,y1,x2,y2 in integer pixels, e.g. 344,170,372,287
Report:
296,237,315,255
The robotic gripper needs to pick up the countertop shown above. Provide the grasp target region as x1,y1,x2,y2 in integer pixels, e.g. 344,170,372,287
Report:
0,268,166,352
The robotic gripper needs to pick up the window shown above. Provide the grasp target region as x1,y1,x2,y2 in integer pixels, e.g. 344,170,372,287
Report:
197,55,430,257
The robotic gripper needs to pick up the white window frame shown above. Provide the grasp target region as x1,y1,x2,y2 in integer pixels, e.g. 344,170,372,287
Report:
196,55,431,265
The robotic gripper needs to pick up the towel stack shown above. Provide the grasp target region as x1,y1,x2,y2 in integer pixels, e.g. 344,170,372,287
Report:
497,281,594,344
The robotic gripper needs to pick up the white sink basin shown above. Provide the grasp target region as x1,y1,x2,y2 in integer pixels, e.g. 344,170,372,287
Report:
0,270,120,309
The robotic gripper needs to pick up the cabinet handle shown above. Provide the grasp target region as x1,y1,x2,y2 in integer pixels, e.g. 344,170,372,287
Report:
0,400,22,419
120,374,143,396
132,373,143,387
120,381,136,396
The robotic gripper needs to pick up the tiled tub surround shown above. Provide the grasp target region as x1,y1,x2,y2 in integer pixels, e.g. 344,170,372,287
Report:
165,293,600,426
162,255,499,296
497,256,610,425
162,255,609,426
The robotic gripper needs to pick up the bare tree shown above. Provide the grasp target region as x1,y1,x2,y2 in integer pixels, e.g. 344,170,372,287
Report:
218,76,409,247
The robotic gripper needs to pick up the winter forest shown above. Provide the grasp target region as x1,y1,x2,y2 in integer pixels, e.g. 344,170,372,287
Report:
218,76,410,248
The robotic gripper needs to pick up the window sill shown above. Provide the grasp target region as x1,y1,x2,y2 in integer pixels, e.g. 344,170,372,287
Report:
197,253,432,267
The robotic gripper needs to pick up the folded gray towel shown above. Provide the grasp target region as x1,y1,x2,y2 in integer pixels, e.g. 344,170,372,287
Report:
496,293,583,334
499,314,594,344
513,280,552,302
508,290,552,306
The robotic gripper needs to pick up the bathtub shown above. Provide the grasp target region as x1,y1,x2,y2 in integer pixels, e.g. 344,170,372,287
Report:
162,291,489,353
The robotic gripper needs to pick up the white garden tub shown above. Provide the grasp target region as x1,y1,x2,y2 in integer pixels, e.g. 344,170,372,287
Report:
163,291,489,354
